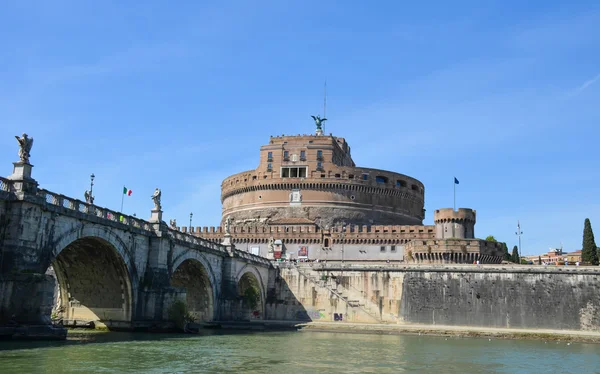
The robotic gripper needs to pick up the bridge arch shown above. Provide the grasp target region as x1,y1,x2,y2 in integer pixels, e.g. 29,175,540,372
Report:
170,252,218,321
46,225,136,328
235,265,266,320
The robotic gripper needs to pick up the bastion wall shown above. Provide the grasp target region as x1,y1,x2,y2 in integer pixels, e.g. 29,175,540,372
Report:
267,265,600,331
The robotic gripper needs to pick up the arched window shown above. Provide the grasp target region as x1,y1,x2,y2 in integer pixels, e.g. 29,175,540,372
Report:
324,238,330,247
375,176,388,184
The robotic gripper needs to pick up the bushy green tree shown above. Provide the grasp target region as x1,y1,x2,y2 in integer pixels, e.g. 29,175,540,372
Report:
582,218,599,265
485,235,497,242
502,242,511,261
511,245,520,264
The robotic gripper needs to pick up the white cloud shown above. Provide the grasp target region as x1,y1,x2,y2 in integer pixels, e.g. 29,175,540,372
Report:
569,73,600,97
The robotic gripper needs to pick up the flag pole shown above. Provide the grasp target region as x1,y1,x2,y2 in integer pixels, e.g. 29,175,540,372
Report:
453,177,456,211
121,186,125,212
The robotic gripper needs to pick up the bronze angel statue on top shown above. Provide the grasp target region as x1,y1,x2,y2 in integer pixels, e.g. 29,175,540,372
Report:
15,133,34,163
311,115,327,131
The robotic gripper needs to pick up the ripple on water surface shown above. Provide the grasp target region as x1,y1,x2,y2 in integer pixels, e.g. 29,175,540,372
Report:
0,330,599,373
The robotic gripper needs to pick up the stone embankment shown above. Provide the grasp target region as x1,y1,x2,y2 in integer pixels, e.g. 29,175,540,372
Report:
266,263,600,332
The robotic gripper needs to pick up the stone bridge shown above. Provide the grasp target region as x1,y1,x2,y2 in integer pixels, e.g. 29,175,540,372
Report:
0,156,273,335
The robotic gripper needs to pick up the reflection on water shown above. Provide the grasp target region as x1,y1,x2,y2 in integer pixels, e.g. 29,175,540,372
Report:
0,330,599,373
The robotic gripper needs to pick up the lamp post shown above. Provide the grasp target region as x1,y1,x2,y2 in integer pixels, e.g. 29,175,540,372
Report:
515,221,523,262
89,173,95,204
189,212,193,231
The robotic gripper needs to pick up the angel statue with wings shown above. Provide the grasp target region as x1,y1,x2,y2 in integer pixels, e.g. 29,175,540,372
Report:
311,115,327,131
15,133,34,163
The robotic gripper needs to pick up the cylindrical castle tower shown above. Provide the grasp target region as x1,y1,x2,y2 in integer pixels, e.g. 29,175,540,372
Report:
220,133,425,227
434,208,476,239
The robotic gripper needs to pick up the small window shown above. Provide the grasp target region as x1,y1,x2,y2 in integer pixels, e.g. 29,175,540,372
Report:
252,176,257,180
362,174,368,180
267,152,273,161
380,246,386,252
317,162,323,170
267,163,272,171
350,195,355,200
411,184,419,191
335,173,341,178
324,238,330,247
300,150,306,160
376,176,388,184
396,180,407,187
349,174,354,179
283,150,289,160
321,174,326,178
317,150,323,160
391,246,396,252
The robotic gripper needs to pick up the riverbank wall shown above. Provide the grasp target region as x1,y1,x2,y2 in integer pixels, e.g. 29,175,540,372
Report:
266,264,600,331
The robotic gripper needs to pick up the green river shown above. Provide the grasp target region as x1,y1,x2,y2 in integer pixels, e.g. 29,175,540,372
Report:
0,330,598,373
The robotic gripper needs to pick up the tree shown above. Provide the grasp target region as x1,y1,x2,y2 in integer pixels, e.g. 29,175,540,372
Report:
485,235,497,242
582,218,599,265
511,245,520,264
501,242,511,261
538,255,542,265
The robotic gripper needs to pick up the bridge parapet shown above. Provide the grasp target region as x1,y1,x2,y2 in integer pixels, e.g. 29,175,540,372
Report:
0,176,11,191
167,227,230,254
36,188,155,232
232,248,272,266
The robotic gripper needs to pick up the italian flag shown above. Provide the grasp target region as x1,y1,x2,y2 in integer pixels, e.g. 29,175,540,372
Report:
123,187,132,196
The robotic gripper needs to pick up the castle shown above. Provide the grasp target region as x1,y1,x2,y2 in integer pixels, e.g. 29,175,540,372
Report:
176,121,504,264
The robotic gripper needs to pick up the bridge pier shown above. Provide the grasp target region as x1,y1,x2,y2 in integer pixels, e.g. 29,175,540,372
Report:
0,162,67,339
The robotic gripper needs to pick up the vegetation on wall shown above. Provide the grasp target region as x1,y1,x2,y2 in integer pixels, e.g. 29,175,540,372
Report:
242,286,261,310
168,299,194,330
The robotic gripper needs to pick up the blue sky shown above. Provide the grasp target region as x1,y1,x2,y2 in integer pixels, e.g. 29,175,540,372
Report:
1,1,598,255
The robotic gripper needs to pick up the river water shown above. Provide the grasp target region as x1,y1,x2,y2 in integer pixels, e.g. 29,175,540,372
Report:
0,330,598,373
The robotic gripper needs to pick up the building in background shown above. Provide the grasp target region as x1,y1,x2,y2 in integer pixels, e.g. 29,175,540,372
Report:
177,120,504,264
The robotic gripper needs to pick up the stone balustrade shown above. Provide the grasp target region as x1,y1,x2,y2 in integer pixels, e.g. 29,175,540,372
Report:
166,227,229,254
0,177,11,193
37,188,153,233
5,179,266,262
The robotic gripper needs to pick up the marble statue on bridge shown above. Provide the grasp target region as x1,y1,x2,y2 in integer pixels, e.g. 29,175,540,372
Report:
84,190,94,204
152,188,162,210
15,133,34,163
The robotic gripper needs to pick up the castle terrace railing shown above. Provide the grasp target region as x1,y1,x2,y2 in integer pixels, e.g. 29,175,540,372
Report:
36,188,154,232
